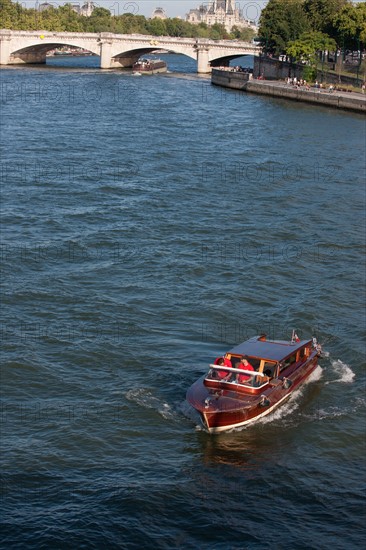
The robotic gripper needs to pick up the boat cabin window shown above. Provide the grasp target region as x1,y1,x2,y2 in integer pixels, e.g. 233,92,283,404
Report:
231,356,260,370
279,353,297,372
262,361,277,378
245,357,260,370
231,356,241,368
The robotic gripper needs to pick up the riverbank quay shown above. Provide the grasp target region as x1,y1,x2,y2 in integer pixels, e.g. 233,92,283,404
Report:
254,55,362,88
211,69,365,114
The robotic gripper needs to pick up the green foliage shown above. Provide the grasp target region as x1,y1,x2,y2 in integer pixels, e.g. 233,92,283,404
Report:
287,31,337,65
302,65,317,81
57,5,84,32
92,8,112,18
333,2,366,48
258,0,365,57
210,23,229,40
230,26,255,42
165,18,191,37
303,0,350,34
258,0,311,55
146,17,167,36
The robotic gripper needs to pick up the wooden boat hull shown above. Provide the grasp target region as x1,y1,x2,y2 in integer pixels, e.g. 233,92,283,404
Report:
187,346,319,433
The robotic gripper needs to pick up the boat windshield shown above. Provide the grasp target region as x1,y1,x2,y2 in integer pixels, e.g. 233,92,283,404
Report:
262,361,278,378
206,356,279,388
207,364,266,388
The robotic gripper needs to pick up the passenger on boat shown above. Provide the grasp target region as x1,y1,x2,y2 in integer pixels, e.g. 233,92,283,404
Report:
224,353,232,367
236,357,254,384
214,355,232,380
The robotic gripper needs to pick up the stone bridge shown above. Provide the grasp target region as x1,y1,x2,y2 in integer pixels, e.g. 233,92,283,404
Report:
0,29,260,73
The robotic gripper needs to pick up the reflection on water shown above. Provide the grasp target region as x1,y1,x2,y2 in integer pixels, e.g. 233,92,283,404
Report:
196,426,287,472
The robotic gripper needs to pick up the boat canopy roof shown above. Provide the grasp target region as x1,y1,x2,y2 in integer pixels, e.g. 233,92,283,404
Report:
228,336,311,362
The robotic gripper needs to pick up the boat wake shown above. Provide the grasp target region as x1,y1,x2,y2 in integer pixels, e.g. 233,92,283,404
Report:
325,359,355,385
254,395,302,427
125,388,176,421
306,365,324,383
251,366,324,428
125,388,207,429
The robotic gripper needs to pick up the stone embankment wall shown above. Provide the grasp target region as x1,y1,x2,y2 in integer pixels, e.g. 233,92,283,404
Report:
254,57,301,81
211,69,365,113
210,68,251,90
245,81,365,113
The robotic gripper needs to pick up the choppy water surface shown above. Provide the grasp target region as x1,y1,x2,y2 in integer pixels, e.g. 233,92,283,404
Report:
1,54,365,549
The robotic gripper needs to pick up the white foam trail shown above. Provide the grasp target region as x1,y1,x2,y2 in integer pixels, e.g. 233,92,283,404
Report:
307,365,323,382
125,388,158,408
125,388,176,420
253,366,323,427
257,394,301,426
325,359,355,385
311,406,346,420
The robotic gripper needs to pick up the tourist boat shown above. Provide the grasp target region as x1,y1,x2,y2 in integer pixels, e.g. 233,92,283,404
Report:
132,59,167,75
186,332,322,433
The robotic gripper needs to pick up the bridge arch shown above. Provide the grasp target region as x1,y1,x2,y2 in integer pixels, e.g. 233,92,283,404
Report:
109,43,197,68
209,53,254,68
7,37,100,65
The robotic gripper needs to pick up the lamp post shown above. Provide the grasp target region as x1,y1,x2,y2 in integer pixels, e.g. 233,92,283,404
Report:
257,32,268,79
356,37,361,88
259,32,268,55
264,32,268,79
337,37,345,84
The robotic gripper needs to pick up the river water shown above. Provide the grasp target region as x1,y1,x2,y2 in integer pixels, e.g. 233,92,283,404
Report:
1,54,365,549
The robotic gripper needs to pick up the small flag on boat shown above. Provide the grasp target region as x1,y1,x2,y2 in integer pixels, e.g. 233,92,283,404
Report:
292,330,300,343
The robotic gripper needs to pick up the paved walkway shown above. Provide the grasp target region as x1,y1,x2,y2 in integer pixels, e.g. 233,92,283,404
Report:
255,79,366,101
243,79,366,113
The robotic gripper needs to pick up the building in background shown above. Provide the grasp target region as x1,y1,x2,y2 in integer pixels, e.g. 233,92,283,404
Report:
38,2,96,16
74,2,96,17
38,2,53,11
151,7,167,20
186,1,257,33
